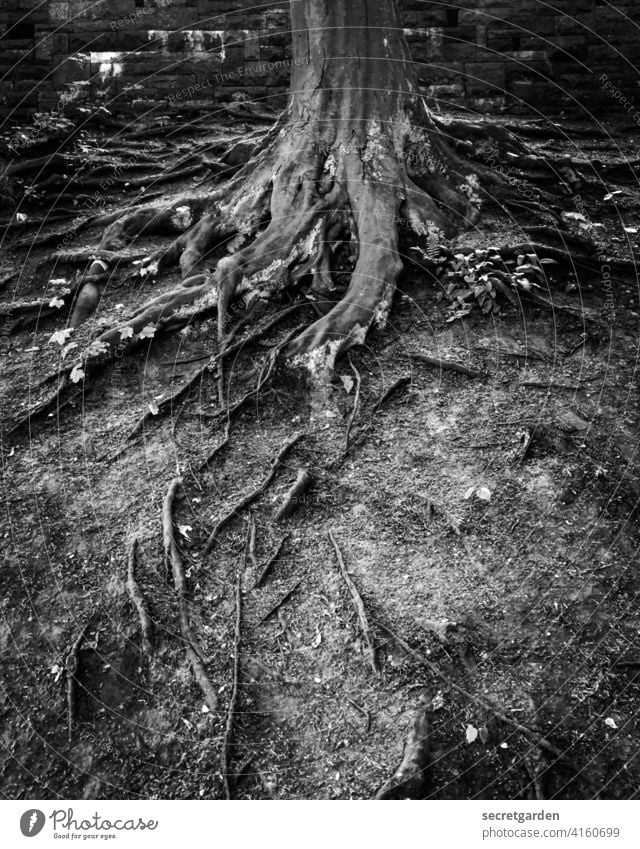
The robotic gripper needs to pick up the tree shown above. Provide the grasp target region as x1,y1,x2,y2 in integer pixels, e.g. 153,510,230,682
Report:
9,0,566,429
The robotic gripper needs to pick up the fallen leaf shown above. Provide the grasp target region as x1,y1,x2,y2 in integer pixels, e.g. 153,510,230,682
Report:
432,692,445,711
139,260,159,278
605,717,618,729
148,401,159,416
119,326,134,340
61,342,78,360
476,486,492,501
466,724,479,744
86,340,109,357
178,524,192,540
139,324,156,339
70,365,85,383
49,328,73,346
48,296,65,309
340,374,354,394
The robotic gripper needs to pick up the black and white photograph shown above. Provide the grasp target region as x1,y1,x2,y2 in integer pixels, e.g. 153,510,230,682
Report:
0,0,639,839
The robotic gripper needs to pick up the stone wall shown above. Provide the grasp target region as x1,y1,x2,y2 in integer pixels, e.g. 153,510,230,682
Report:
1,0,639,123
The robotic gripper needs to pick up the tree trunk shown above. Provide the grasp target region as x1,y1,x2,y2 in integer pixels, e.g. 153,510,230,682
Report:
29,0,486,407
207,0,481,372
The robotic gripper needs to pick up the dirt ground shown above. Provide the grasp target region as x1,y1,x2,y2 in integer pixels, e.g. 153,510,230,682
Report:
1,107,640,800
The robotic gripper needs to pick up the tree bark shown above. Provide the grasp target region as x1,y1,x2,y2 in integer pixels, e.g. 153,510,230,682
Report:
27,0,485,406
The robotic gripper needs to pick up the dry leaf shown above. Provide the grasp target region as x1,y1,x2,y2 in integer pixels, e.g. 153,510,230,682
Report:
139,324,156,339
49,328,73,346
70,365,85,384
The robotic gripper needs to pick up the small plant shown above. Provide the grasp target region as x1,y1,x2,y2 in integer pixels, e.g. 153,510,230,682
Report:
437,248,556,321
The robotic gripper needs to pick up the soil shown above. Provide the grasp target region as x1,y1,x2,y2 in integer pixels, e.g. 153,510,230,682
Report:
1,107,640,800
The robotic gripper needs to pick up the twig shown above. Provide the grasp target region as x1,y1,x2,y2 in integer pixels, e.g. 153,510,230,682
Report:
406,352,486,379
566,336,587,356
329,530,378,674
376,621,564,759
222,568,242,800
259,581,301,624
345,696,371,732
65,620,91,742
162,478,219,712
274,469,313,521
519,380,580,391
198,421,231,472
254,534,290,589
126,537,154,654
373,376,411,413
160,353,212,367
203,432,304,555
375,711,430,799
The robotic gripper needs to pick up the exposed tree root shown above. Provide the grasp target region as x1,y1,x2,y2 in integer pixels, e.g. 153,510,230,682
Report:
521,290,604,325
406,352,487,379
10,34,623,437
198,421,231,473
329,530,378,674
126,537,154,655
499,242,634,275
246,512,258,572
4,152,74,177
274,469,313,522
523,225,596,253
162,477,183,581
65,620,91,743
221,567,242,800
377,621,564,760
125,308,308,443
203,432,304,556
8,375,75,437
375,710,431,800
259,581,302,625
519,380,581,391
341,357,362,458
254,534,290,589
52,248,149,266
162,477,219,712
373,376,411,413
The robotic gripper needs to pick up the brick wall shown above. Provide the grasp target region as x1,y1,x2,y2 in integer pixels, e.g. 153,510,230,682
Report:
1,0,638,123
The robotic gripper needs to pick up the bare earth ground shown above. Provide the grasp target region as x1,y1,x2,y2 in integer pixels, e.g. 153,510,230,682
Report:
1,108,640,799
